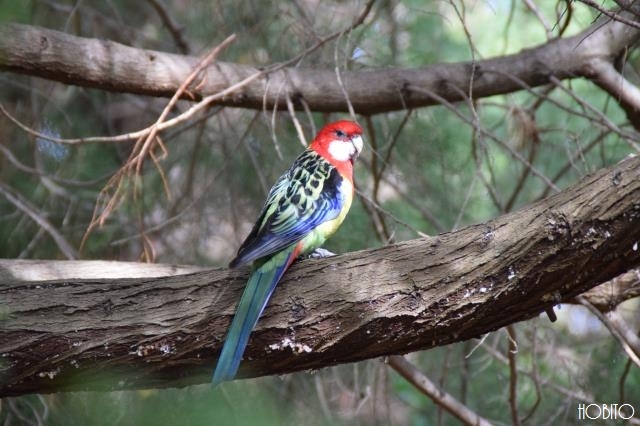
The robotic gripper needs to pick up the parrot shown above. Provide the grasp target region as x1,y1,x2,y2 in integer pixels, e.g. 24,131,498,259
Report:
212,120,364,385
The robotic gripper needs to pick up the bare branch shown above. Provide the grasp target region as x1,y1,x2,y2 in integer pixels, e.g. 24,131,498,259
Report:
506,326,522,426
575,296,640,368
588,58,640,129
578,268,640,311
1,5,639,117
577,0,640,29
0,155,639,396
388,356,494,426
145,0,191,54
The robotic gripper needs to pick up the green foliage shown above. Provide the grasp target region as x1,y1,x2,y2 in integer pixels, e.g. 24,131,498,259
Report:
0,0,33,23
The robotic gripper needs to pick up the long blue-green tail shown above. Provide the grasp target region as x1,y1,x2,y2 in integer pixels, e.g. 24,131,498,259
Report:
212,249,297,385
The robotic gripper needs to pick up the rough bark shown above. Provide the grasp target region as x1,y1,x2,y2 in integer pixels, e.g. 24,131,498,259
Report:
1,155,639,397
0,8,639,117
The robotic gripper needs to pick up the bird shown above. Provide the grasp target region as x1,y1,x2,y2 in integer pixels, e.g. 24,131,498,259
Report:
212,120,364,385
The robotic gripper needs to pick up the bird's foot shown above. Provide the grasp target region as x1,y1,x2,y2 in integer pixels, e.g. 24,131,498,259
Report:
302,247,336,260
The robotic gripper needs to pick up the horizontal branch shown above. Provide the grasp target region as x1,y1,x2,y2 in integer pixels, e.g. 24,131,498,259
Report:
0,155,639,396
1,8,639,116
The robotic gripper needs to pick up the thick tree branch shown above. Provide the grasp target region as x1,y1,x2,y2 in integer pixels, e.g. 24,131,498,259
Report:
1,6,639,117
0,155,639,397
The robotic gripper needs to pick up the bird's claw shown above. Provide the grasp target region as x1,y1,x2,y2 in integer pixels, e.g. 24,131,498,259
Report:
302,248,336,260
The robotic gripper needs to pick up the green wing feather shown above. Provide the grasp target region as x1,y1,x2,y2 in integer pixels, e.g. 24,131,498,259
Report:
229,149,346,268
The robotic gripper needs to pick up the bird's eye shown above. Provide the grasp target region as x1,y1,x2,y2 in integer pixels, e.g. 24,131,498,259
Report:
335,129,346,138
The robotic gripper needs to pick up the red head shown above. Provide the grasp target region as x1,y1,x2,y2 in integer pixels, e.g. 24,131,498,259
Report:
309,120,364,178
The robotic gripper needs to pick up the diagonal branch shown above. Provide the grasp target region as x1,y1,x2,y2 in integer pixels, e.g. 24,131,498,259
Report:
576,296,640,368
388,355,493,426
0,155,639,397
588,58,640,129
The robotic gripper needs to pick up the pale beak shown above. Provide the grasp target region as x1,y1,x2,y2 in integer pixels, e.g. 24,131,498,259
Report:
349,135,364,161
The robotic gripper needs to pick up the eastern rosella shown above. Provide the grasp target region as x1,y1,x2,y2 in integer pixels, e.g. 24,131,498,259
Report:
212,120,364,385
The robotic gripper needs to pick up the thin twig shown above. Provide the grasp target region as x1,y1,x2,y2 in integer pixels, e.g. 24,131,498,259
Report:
536,130,608,200
548,75,640,151
524,0,553,38
364,116,392,241
355,185,428,238
408,84,560,193
506,326,522,426
575,296,640,368
0,182,78,259
285,92,308,147
81,35,238,247
131,33,237,173
146,0,190,54
0,143,109,187
577,0,640,29
388,355,494,426
521,323,542,422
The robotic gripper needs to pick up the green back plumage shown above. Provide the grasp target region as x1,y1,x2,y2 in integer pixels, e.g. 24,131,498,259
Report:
229,149,347,268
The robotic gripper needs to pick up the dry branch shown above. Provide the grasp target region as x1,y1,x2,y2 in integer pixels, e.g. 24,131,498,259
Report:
0,155,639,397
388,355,493,426
1,6,640,118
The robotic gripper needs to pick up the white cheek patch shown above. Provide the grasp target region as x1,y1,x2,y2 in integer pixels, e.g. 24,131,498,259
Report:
327,139,355,162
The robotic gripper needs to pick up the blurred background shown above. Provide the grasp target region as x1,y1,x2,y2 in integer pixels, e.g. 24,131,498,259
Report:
1,0,639,424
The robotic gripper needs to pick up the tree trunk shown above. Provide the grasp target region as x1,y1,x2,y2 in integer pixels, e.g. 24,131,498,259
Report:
1,155,639,397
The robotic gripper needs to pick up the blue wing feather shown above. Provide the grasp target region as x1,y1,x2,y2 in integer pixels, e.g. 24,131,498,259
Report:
213,247,297,385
